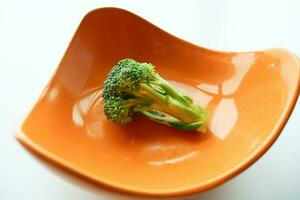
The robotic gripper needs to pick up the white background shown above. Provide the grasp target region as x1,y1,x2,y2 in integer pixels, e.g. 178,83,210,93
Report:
0,0,300,199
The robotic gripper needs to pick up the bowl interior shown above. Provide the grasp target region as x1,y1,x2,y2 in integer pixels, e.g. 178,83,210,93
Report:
17,8,300,196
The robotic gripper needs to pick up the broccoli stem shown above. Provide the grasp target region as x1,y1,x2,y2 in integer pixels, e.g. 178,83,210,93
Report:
150,75,190,105
141,110,204,131
130,82,208,124
125,98,151,107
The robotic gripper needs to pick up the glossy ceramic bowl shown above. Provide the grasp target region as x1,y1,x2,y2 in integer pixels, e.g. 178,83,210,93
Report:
16,7,300,197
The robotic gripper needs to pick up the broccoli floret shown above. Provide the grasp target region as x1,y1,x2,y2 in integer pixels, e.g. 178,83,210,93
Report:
103,96,132,124
103,59,209,132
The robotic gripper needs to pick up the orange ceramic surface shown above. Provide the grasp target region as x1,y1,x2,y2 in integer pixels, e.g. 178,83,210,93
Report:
16,8,300,197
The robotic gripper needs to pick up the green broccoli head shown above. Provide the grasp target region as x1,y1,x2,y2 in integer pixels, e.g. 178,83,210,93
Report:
102,58,209,132
103,96,132,124
103,59,156,99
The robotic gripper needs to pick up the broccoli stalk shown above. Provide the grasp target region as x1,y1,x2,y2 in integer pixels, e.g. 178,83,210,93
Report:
103,59,209,132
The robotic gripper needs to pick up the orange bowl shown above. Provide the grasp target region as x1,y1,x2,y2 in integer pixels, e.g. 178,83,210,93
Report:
15,7,300,197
